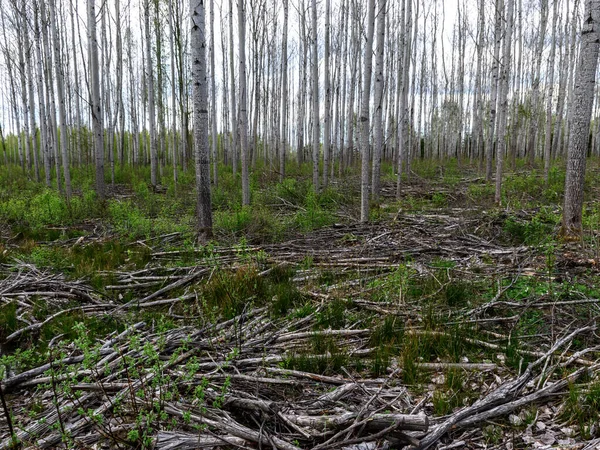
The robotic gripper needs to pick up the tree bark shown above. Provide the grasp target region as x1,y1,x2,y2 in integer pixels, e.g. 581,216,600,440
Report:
145,0,159,188
322,0,331,188
49,0,72,200
280,0,289,182
311,0,320,192
238,0,250,205
191,0,213,240
562,0,600,237
359,0,376,222
494,0,514,205
88,0,104,199
371,0,386,201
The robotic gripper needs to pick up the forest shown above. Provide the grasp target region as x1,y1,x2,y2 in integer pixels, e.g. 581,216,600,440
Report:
0,0,600,448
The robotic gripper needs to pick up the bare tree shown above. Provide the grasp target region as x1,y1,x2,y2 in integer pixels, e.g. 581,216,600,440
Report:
191,0,213,241
359,0,376,222
543,0,559,183
279,0,288,182
145,0,159,188
88,0,104,199
49,0,71,200
371,0,386,201
311,0,320,191
238,0,250,205
322,0,331,188
494,0,514,204
562,0,600,237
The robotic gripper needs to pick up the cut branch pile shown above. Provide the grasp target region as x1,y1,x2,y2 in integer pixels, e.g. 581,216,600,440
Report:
0,302,597,449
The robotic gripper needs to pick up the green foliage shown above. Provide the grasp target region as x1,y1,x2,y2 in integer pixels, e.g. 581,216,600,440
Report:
315,298,350,329
502,209,559,245
562,380,600,438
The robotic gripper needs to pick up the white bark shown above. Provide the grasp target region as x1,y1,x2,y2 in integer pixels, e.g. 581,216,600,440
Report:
543,0,559,183
191,0,213,240
562,0,600,235
311,0,320,191
210,0,218,187
322,0,331,188
145,0,159,188
359,0,376,222
88,0,104,199
49,0,71,200
486,0,502,182
280,0,288,182
372,0,386,201
238,0,250,205
494,0,514,204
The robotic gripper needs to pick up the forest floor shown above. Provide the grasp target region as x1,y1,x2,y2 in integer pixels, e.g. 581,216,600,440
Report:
0,162,600,449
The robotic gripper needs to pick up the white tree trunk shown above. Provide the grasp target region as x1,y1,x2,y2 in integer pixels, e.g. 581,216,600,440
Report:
322,0,331,188
526,0,548,166
494,0,514,204
543,0,559,183
49,0,71,200
88,0,104,199
210,0,218,187
562,0,600,236
191,0,213,240
371,0,386,201
360,0,376,222
145,0,159,188
238,0,250,205
280,0,289,182
311,0,320,191
486,0,502,182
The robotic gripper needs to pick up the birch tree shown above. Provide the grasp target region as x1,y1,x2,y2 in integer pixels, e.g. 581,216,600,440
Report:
88,0,104,199
371,0,386,201
145,0,159,188
49,0,71,200
494,0,514,204
279,0,288,182
543,0,559,183
311,0,320,191
562,0,600,237
238,0,250,205
322,0,331,188
359,0,376,222
191,0,213,240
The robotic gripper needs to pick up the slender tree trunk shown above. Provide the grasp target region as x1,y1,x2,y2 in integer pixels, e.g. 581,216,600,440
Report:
238,0,250,205
49,0,71,200
494,0,514,204
486,0,502,182
280,0,289,182
191,0,213,241
297,0,307,166
372,0,386,201
88,0,104,199
396,0,412,196
543,0,559,183
345,2,358,175
34,0,51,187
210,0,218,186
562,0,600,237
526,0,548,166
322,0,331,188
23,0,40,181
145,0,159,188
360,0,376,222
472,0,485,166
15,1,31,174
169,0,178,186
311,0,320,191
228,0,238,175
